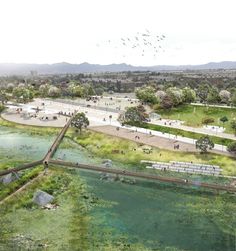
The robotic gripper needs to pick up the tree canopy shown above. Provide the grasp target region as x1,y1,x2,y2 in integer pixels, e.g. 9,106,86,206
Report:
71,112,89,134
195,136,214,153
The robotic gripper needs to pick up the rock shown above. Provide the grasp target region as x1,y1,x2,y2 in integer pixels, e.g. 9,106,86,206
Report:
0,173,15,184
102,159,113,167
42,203,59,210
33,190,54,206
100,173,111,180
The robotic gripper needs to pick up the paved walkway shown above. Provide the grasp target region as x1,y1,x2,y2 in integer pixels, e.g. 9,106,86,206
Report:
150,118,236,141
191,103,236,109
90,125,234,157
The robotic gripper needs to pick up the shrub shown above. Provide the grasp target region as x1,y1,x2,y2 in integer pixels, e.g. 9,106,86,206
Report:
227,142,236,154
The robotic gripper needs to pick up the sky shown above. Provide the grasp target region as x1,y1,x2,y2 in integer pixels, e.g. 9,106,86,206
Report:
0,0,236,66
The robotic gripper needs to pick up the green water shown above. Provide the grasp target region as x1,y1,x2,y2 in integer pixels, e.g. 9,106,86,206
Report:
0,126,54,163
0,126,235,251
83,171,236,251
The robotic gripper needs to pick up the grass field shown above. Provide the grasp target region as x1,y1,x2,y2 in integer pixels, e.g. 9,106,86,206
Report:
67,129,236,176
156,104,236,133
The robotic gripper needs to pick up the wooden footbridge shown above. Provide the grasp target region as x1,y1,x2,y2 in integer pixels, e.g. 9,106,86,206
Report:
1,114,236,193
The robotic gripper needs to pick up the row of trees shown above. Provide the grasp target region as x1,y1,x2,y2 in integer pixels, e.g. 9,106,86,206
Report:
0,81,101,104
135,84,236,109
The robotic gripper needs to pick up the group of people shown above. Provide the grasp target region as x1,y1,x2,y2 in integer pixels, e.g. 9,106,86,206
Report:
135,135,141,140
174,144,180,149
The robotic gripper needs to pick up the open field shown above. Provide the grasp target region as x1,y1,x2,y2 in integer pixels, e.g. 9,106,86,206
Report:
157,104,236,133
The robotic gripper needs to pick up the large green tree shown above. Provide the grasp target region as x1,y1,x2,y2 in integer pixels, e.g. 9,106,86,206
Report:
227,142,236,154
120,106,148,125
197,84,210,104
182,87,196,103
166,87,183,106
12,86,34,103
207,87,220,104
39,84,50,97
220,116,228,127
71,112,89,134
135,86,158,104
196,136,214,153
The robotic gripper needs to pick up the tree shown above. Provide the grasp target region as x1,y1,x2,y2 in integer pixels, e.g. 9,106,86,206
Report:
0,90,8,104
197,84,210,104
83,83,95,96
39,84,50,97
71,112,89,134
231,91,236,106
182,87,196,103
12,86,34,103
207,87,220,104
135,86,158,104
219,90,231,104
68,84,84,97
120,106,148,125
6,83,14,92
196,136,214,153
155,90,166,101
227,142,236,154
220,116,228,127
231,120,236,136
48,86,61,97
160,94,174,110
166,87,183,106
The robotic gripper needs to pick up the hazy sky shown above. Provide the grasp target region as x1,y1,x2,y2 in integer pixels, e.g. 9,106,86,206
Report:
0,0,236,66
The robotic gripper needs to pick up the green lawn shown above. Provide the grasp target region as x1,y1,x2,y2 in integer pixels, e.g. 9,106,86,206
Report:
156,104,236,134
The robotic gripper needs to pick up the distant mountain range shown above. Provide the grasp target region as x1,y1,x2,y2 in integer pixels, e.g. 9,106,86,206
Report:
0,61,236,75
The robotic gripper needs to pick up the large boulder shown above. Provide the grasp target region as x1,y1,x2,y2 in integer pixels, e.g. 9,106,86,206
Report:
0,173,15,184
33,190,54,206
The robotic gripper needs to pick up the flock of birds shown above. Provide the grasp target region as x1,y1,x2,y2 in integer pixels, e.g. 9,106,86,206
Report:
96,29,166,58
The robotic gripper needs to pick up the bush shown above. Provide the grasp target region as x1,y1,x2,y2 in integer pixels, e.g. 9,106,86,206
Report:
202,117,215,125
227,142,236,154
